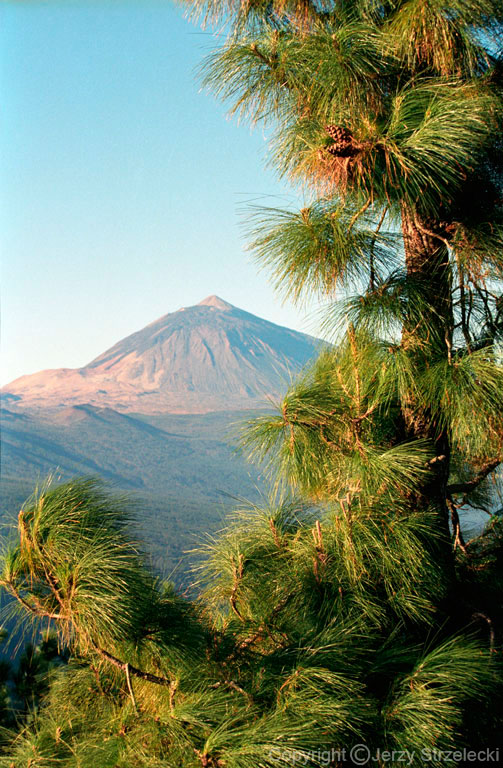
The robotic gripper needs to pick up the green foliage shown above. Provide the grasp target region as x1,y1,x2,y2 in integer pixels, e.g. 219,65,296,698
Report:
384,636,497,753
240,349,436,503
184,0,503,757
0,484,501,766
419,348,503,457
1,478,152,650
247,200,399,302
2,0,503,760
241,335,503,504
196,496,446,633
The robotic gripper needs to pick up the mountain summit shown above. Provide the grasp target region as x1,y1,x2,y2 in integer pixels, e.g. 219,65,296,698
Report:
3,298,321,414
197,295,233,310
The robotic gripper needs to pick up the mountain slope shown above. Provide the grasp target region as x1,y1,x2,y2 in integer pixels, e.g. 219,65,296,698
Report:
1,405,262,502
2,296,321,413
0,404,268,589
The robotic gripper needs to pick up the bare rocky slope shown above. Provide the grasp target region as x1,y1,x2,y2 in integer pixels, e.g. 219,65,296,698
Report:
2,296,321,414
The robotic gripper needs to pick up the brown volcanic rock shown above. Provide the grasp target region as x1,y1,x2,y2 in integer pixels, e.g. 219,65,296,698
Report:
3,296,321,414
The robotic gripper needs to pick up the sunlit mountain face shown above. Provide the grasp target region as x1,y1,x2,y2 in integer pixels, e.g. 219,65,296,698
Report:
2,296,321,414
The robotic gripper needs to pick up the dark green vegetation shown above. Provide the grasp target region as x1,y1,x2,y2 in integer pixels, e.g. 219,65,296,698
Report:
0,631,68,728
1,0,503,763
0,478,501,765
1,407,263,501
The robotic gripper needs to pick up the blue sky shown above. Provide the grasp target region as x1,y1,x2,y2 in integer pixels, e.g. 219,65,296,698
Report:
1,0,317,386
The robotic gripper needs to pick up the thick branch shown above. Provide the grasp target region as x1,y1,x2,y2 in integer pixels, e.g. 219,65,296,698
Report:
447,459,501,496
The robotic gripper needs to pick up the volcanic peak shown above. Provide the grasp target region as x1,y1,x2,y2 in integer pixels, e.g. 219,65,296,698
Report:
197,295,233,311
2,295,322,414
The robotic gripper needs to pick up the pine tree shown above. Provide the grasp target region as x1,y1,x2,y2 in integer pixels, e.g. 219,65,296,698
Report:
191,0,503,544
1,0,503,764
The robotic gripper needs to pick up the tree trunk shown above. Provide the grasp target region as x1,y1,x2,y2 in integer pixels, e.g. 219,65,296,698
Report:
401,206,454,553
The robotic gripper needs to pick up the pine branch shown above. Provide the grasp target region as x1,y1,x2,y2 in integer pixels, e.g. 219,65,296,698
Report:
456,252,473,352
471,613,496,652
1,578,65,622
209,679,253,705
369,205,388,290
230,554,245,621
348,197,372,231
446,497,467,553
3,575,174,689
92,645,172,688
125,663,138,713
233,592,294,653
414,220,452,250
446,459,501,497
249,42,275,67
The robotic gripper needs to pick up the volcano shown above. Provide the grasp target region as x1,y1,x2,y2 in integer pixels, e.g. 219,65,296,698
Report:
2,296,321,414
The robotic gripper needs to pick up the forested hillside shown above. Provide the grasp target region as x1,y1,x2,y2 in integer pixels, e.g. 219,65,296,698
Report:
1,408,268,584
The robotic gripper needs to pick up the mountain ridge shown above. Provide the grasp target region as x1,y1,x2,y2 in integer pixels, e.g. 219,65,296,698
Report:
2,296,321,414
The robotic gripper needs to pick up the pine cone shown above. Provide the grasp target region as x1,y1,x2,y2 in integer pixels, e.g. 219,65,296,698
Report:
326,142,357,157
325,124,351,143
325,124,358,157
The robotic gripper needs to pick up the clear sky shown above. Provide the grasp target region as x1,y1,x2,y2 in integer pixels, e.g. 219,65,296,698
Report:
1,0,317,386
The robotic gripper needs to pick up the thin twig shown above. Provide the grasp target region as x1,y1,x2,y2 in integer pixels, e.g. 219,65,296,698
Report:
125,662,138,713
456,252,472,352
348,197,371,232
230,554,245,621
369,205,388,291
233,593,293,654
210,679,253,705
250,42,274,67
92,645,172,688
447,497,467,553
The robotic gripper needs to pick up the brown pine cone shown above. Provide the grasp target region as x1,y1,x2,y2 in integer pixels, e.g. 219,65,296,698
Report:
326,141,357,158
325,124,351,143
